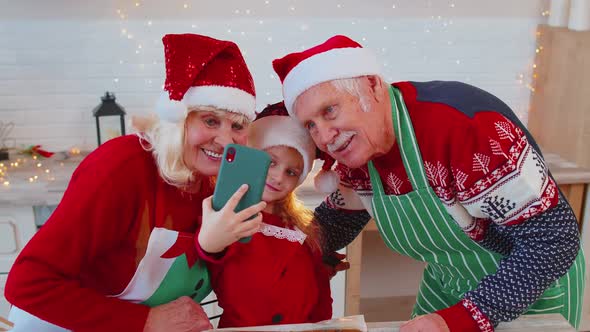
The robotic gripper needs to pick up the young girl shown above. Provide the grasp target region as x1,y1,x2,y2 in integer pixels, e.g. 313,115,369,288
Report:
197,101,332,328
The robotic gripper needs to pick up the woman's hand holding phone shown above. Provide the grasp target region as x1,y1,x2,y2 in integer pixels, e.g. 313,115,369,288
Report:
199,184,266,254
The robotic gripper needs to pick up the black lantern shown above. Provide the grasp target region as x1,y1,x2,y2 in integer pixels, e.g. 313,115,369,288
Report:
92,92,126,146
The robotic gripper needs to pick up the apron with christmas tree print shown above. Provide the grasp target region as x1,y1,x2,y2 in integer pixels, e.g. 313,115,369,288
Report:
366,86,585,328
8,227,211,331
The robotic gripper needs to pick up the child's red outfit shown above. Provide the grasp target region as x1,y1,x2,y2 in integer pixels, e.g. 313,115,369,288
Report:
197,211,332,328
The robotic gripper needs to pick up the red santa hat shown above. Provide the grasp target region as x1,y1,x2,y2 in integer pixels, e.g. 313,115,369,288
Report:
248,102,316,186
272,35,381,116
156,33,256,122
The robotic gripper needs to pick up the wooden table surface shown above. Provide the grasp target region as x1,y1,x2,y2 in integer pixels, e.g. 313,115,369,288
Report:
367,314,575,331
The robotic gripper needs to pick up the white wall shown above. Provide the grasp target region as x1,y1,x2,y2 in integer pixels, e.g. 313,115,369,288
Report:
0,0,547,151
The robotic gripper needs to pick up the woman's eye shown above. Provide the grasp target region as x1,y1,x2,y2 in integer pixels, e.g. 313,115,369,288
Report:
305,121,316,131
204,118,219,127
287,169,299,177
232,123,244,130
270,160,277,167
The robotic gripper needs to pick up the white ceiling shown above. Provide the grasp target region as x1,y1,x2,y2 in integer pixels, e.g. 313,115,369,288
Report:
0,0,548,19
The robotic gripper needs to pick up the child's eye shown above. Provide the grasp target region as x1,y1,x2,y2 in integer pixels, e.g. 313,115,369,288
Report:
270,160,277,167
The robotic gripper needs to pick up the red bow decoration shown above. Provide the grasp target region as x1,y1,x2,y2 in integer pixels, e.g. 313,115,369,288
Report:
23,145,55,158
160,232,199,268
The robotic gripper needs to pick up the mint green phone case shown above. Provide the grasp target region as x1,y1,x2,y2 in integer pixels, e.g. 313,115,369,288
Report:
212,144,271,243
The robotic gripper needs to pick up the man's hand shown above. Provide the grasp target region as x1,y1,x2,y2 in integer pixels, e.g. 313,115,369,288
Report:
322,252,350,279
144,296,213,332
399,313,450,332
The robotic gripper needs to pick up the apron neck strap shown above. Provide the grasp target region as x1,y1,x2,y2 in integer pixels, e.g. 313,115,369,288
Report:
368,86,430,192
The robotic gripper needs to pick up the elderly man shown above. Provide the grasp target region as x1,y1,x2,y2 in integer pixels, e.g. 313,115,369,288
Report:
272,35,584,332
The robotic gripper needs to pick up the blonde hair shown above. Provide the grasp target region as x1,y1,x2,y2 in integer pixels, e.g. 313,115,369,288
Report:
274,192,322,253
138,106,249,188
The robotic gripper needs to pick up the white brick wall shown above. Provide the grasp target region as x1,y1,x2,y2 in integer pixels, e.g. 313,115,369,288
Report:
0,11,543,151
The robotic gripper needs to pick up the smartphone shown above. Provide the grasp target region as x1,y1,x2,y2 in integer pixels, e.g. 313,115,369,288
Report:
212,144,271,243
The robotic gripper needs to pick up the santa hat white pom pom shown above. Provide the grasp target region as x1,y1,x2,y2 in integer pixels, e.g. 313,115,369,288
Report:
314,168,339,193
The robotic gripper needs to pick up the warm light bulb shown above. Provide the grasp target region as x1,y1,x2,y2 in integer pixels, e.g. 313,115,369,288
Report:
3,181,9,186
37,163,42,168
184,4,189,9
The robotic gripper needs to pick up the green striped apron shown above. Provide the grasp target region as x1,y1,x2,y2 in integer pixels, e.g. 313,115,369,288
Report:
367,86,585,328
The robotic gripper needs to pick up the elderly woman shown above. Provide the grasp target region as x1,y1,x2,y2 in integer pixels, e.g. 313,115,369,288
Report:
5,33,265,332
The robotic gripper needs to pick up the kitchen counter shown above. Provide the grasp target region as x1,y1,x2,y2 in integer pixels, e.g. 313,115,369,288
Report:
368,314,574,331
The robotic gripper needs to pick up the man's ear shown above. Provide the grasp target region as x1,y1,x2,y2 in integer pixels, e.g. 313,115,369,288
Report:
366,75,386,102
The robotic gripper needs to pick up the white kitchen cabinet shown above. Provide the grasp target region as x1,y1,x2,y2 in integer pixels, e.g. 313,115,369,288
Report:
0,274,9,319
0,206,37,273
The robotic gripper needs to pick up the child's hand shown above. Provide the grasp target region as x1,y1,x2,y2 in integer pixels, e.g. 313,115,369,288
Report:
198,184,266,253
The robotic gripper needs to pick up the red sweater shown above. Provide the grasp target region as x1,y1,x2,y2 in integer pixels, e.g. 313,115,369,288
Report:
199,212,332,328
5,135,213,332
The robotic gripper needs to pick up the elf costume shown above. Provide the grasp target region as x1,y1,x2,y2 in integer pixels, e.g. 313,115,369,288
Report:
5,33,257,332
197,103,332,328
273,35,584,331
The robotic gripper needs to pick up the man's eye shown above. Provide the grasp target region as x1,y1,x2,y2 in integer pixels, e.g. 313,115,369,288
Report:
325,106,337,118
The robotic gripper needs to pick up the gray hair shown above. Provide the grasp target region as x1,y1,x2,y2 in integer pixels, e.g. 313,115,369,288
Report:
330,76,384,112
